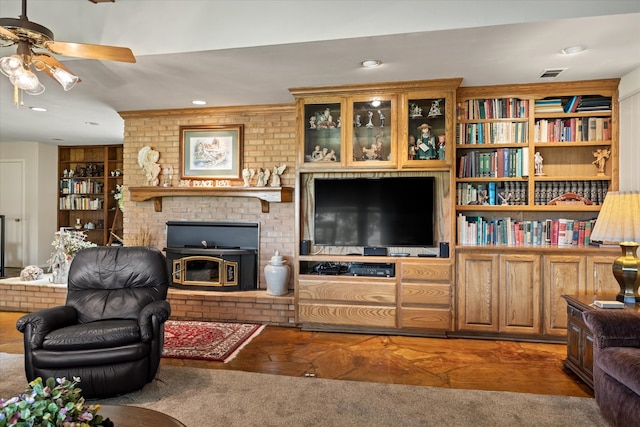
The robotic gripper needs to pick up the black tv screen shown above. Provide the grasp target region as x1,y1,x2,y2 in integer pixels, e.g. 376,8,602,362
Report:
313,177,435,247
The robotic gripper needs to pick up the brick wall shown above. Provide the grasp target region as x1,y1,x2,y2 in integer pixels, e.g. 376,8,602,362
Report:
119,104,297,291
0,282,295,325
0,282,67,312
116,104,298,325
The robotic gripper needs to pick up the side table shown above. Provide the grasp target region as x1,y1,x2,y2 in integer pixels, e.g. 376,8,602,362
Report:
562,294,640,389
99,405,185,427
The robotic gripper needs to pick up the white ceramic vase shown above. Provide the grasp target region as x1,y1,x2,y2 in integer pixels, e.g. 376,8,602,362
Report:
264,251,290,296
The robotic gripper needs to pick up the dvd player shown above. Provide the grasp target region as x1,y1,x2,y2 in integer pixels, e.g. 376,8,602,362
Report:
349,262,395,277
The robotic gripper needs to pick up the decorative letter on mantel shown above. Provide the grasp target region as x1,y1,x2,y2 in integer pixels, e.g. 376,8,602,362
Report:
128,186,294,213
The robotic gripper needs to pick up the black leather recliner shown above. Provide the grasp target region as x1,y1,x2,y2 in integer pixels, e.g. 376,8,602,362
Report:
16,246,171,398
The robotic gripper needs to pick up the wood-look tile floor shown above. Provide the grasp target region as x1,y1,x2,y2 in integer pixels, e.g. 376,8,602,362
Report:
0,311,593,398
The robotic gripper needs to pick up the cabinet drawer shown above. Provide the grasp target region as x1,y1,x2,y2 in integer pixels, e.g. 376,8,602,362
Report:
400,307,451,330
298,278,396,304
298,303,396,327
401,283,450,306
567,305,586,325
401,262,451,281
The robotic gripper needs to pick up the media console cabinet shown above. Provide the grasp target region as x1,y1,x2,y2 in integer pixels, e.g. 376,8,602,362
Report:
290,78,621,342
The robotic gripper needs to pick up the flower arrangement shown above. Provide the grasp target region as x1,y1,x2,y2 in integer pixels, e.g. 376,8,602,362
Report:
48,230,96,264
0,377,113,427
113,185,124,212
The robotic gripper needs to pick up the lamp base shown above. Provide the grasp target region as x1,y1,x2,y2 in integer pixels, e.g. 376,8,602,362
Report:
612,242,640,304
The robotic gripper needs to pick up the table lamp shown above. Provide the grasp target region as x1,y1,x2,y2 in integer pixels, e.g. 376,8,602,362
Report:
590,191,640,303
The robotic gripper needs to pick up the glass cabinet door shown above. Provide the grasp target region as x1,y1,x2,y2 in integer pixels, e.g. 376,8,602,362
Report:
348,96,396,167
302,102,343,166
407,97,447,162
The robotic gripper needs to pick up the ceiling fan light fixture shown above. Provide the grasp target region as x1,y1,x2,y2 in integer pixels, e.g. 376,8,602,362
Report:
0,55,24,77
24,82,45,95
52,67,79,91
9,67,42,92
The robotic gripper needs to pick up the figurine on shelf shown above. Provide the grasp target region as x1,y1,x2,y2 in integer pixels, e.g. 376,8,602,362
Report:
310,145,323,161
592,148,611,176
365,111,374,128
324,149,337,162
410,103,423,118
378,110,385,127
427,99,442,117
242,168,255,187
256,168,271,187
437,134,446,160
137,146,161,186
534,152,544,176
270,164,286,187
416,123,436,160
316,107,337,129
408,135,417,160
309,115,317,129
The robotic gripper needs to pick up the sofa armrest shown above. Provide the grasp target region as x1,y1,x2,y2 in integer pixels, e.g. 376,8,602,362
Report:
16,306,78,349
139,300,171,342
583,310,640,349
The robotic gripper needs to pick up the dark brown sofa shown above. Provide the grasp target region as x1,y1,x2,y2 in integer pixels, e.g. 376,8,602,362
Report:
582,309,640,426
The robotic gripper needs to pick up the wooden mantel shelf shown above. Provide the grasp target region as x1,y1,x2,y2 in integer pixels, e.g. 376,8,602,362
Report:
129,186,294,213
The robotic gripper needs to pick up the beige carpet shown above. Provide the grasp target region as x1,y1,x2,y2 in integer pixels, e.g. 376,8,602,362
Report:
0,353,607,426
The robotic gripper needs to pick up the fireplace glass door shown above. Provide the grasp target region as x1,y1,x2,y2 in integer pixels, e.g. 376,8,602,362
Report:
173,256,238,287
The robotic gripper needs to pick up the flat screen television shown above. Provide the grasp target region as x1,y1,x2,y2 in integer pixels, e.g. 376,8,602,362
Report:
313,177,435,247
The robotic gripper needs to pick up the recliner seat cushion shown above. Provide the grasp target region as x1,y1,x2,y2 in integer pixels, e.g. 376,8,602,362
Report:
42,319,141,351
598,346,640,396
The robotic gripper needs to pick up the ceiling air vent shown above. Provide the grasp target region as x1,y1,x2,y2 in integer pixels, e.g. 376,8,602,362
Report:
539,68,567,79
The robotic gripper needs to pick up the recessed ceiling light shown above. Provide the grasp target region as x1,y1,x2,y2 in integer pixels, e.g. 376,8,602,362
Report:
560,45,586,55
361,59,382,69
84,121,99,126
29,107,47,112
192,100,207,105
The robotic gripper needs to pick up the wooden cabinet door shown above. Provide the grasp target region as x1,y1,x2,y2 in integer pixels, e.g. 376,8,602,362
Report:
543,255,586,336
499,254,541,334
586,255,620,295
456,252,499,332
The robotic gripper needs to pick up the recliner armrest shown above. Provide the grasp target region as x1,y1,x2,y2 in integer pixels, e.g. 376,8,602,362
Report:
583,310,640,349
139,300,171,342
16,306,78,349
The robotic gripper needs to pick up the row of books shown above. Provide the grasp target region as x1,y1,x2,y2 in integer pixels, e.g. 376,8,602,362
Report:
60,178,103,195
456,181,528,206
457,147,529,178
534,117,612,142
59,196,103,211
456,122,528,144
534,96,612,114
457,214,597,247
533,180,609,206
457,98,529,120
534,98,564,113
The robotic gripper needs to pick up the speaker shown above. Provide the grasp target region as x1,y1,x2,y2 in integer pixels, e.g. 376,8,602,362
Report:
300,240,310,255
364,246,387,256
439,242,449,258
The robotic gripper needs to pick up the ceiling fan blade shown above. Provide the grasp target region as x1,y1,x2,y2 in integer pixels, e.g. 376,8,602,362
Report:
32,53,82,84
0,25,19,42
44,40,136,63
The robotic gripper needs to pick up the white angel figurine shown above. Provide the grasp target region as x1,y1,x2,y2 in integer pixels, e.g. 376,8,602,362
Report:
242,168,255,187
270,164,286,187
256,168,271,187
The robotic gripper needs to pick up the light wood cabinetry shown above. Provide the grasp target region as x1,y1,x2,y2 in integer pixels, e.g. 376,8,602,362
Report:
57,145,123,246
291,79,461,334
399,260,452,331
456,247,619,340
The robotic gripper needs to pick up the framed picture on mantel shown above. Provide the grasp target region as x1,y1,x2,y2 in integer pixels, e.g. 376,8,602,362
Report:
179,124,244,180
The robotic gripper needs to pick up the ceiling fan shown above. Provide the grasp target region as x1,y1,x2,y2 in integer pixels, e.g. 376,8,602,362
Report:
0,0,135,99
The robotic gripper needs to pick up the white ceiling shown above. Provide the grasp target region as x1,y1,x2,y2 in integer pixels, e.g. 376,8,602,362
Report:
0,0,639,146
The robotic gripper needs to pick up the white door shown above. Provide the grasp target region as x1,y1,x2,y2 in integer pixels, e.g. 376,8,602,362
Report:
0,160,25,268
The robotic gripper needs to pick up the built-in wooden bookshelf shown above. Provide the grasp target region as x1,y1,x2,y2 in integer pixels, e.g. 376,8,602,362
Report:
57,145,123,246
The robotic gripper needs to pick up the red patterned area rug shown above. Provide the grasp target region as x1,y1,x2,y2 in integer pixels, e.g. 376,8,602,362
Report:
162,320,265,363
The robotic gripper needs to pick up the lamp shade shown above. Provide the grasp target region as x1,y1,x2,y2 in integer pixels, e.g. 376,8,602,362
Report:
0,55,24,77
590,192,640,243
52,67,79,91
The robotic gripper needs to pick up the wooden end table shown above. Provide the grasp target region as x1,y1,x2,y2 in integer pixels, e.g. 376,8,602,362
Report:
562,294,640,389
